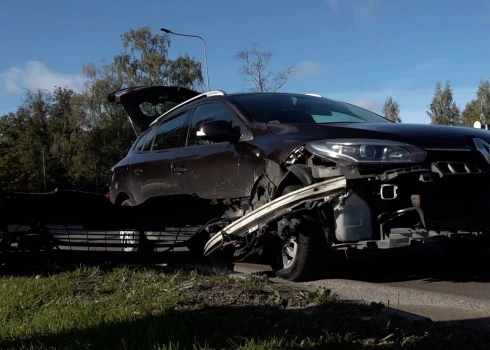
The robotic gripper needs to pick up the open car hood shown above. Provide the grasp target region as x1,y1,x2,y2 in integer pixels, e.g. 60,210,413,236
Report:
108,86,200,131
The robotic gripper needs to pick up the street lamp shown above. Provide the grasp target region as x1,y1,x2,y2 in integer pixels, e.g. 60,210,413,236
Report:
160,27,210,91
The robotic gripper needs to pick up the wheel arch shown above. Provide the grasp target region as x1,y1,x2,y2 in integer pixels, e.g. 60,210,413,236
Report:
246,161,317,207
274,163,335,245
114,192,132,206
274,164,316,198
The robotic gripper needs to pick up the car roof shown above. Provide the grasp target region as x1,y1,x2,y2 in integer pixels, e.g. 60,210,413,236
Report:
148,89,227,127
147,90,328,127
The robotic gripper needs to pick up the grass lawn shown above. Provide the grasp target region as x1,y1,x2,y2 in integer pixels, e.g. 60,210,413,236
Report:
0,262,489,349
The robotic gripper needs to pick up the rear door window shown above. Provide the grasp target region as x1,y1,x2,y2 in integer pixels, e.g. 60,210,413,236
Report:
132,128,153,152
141,126,158,152
152,110,190,151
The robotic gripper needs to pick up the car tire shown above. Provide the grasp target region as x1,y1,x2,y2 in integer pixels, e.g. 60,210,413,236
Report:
119,199,155,253
269,184,326,282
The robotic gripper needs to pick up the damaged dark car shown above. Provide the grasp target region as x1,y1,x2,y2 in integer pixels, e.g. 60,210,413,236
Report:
108,85,490,281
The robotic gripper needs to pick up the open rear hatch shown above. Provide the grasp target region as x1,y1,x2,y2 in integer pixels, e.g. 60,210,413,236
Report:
108,86,200,131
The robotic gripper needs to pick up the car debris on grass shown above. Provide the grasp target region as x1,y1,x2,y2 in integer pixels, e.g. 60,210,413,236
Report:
0,263,489,349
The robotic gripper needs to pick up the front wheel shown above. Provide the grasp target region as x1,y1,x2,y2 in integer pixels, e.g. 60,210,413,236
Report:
268,185,328,282
119,199,155,253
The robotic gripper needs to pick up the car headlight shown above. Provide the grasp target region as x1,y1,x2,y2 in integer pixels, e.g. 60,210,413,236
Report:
305,139,427,164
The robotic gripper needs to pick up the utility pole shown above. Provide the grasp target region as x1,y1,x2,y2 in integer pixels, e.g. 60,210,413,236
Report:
475,99,489,129
42,147,47,192
481,100,487,125
94,150,99,194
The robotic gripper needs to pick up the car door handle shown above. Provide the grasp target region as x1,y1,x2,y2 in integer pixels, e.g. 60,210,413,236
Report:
173,166,187,174
133,169,144,176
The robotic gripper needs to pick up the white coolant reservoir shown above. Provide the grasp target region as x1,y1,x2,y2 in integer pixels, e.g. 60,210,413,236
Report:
333,193,372,242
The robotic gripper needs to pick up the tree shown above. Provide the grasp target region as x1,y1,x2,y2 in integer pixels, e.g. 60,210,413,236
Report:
0,26,207,194
48,87,77,183
235,41,295,92
427,80,461,126
113,26,204,91
18,89,53,192
461,79,490,127
382,97,402,123
0,89,62,192
0,112,28,191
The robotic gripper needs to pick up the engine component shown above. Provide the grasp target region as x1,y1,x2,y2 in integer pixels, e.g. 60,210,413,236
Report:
333,192,372,242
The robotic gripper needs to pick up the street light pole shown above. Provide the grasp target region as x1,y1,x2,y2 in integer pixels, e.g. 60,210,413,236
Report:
160,27,210,91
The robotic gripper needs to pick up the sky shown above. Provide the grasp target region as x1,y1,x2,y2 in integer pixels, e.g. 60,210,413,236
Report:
1,0,489,123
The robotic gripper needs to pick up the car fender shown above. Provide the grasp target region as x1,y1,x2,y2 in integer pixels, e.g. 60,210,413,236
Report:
247,160,316,210
110,163,135,205
273,164,316,199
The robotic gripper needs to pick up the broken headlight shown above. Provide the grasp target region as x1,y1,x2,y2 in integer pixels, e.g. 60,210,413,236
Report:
305,139,427,164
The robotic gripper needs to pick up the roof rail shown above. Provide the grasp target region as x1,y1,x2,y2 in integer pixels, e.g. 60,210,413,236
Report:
149,90,227,127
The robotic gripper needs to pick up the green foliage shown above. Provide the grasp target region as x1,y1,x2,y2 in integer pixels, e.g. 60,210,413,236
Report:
167,53,206,92
427,80,462,126
0,112,28,190
309,286,338,304
0,26,203,193
0,88,77,192
242,274,269,296
382,96,402,123
113,26,204,91
461,79,490,127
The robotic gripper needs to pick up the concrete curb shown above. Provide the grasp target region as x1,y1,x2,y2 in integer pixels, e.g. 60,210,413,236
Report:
297,278,490,315
169,261,490,328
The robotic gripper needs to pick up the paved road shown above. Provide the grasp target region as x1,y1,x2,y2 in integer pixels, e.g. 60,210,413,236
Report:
234,242,490,329
236,243,490,300
349,243,490,300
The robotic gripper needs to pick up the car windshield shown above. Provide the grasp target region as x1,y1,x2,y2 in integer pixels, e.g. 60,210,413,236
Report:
229,93,391,124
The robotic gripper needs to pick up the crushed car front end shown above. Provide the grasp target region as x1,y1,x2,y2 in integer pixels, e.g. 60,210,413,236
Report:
204,130,490,277
300,137,490,251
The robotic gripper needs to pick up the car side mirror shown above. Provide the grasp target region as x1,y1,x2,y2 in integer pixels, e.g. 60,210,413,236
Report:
197,120,241,143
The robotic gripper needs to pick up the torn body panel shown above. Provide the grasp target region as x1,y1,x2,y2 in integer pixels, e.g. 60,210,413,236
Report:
203,176,348,256
203,142,490,262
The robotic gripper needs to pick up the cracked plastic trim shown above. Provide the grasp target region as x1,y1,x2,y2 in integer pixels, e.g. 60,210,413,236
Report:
203,176,347,256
